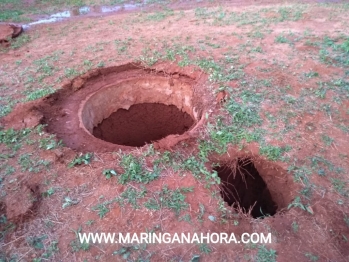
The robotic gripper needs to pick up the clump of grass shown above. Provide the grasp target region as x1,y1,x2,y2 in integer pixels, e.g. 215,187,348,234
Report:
68,153,92,168
118,154,159,184
144,186,193,215
256,245,277,262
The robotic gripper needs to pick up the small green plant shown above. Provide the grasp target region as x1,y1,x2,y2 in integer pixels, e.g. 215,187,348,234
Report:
292,221,299,232
0,215,15,241
144,186,193,215
179,214,192,223
26,235,47,250
113,244,150,261
118,154,159,184
70,226,90,252
68,153,92,168
39,135,62,150
275,34,288,43
197,203,205,223
103,169,117,179
331,178,348,196
305,252,319,261
42,187,55,197
256,245,277,262
344,216,349,227
91,201,112,218
288,196,313,214
198,243,211,254
116,186,147,209
321,134,334,146
259,144,290,161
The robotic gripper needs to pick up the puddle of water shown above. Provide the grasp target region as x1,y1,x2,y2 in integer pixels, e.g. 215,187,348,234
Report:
23,3,140,29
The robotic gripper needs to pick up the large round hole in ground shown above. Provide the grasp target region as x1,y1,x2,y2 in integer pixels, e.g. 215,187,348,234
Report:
92,103,194,147
214,158,278,218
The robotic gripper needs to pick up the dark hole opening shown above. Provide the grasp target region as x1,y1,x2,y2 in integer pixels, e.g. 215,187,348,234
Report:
214,159,278,218
93,103,194,147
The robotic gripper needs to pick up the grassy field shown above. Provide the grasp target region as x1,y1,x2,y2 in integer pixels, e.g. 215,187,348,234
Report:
0,0,349,261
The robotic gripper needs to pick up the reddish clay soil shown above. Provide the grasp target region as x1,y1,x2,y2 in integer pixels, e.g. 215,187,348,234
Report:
214,159,278,218
93,103,194,147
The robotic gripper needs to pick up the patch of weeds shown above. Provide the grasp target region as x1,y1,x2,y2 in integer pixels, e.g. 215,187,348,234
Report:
64,67,79,78
0,215,16,241
197,203,205,223
256,245,277,262
114,38,132,54
225,99,262,127
18,153,51,173
116,186,147,209
288,196,313,214
118,154,159,184
288,165,312,185
91,198,114,218
319,36,349,66
179,214,192,223
146,9,174,21
277,6,303,22
68,153,92,168
321,134,334,146
196,58,244,83
315,82,327,99
0,128,31,149
0,9,24,22
292,221,299,232
42,187,55,197
70,226,90,252
113,244,151,261
331,178,348,196
26,235,47,250
144,186,193,215
138,47,162,66
103,169,117,179
38,134,62,150
41,240,59,260
181,155,220,185
9,34,31,49
275,34,288,43
305,253,319,261
259,144,291,161
304,71,319,78
24,86,55,101
198,243,211,254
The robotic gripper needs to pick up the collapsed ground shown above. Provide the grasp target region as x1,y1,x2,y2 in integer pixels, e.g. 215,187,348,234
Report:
1,0,349,261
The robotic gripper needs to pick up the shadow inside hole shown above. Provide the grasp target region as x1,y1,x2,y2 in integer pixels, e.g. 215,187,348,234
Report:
214,159,278,218
93,103,194,147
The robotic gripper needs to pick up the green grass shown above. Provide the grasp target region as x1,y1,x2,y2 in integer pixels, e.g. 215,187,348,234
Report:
259,144,291,161
115,186,147,209
0,9,24,22
18,153,51,172
144,186,193,215
68,153,93,168
118,154,160,184
256,245,277,262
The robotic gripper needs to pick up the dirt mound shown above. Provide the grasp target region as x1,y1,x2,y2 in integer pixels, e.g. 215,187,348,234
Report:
0,24,23,47
5,184,41,223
